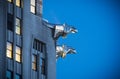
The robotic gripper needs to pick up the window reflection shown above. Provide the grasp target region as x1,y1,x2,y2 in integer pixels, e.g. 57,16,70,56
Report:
6,70,13,79
30,0,36,13
6,42,13,58
15,46,21,62
32,54,37,70
15,74,21,79
16,18,21,35
8,0,13,3
16,0,21,7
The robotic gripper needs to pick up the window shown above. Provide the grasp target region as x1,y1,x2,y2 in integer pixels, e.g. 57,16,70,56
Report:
16,0,21,7
15,74,21,79
15,46,21,62
33,39,45,52
6,70,13,79
16,18,21,35
8,0,13,3
33,39,37,50
41,44,43,52
30,0,36,14
32,54,37,71
7,14,14,31
6,42,13,58
40,58,45,75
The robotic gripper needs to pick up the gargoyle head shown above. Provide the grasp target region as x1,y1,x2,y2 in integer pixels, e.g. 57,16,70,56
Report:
54,23,78,39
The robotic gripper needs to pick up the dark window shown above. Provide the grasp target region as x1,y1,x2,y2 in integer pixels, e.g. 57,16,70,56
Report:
41,44,43,52
33,39,45,52
40,58,46,75
37,41,41,51
15,74,21,79
7,14,14,31
6,70,13,79
33,39,37,50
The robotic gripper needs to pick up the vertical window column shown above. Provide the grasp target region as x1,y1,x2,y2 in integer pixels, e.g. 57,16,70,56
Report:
32,39,46,78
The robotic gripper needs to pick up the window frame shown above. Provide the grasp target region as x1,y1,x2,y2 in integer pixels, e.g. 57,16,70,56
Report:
33,39,45,53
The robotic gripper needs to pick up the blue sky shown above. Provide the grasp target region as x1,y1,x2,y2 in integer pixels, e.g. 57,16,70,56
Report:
43,0,120,79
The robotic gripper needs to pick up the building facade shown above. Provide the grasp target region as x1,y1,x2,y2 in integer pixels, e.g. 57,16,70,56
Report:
0,0,56,79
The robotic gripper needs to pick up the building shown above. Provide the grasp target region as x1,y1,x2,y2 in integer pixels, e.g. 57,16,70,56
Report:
0,0,77,79
0,0,56,79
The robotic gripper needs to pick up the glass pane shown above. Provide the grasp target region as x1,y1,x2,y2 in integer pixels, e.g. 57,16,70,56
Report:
30,6,35,13
15,74,20,79
16,46,21,54
7,50,12,58
16,18,20,26
16,54,20,62
6,42,12,58
16,26,20,35
8,0,12,2
6,70,12,79
7,42,12,50
32,55,36,62
32,55,37,70
33,40,37,49
32,63,36,70
7,14,14,31
41,59,45,74
31,0,35,6
16,0,20,7
32,55,34,62
40,58,42,66
16,46,21,62
34,55,36,62
16,18,21,35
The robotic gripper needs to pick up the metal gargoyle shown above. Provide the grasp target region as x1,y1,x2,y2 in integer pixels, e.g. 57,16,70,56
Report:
56,45,76,59
54,23,78,39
